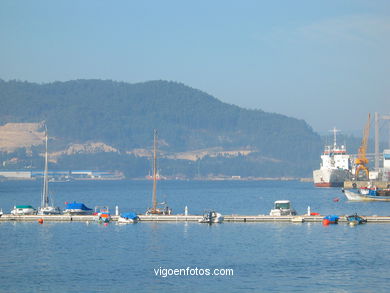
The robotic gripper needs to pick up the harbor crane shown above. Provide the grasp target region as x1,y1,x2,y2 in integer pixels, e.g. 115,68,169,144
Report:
355,113,371,179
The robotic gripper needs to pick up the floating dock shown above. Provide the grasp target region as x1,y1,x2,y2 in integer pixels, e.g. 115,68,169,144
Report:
2,214,390,223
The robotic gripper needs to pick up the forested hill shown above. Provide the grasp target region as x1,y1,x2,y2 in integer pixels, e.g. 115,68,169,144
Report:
0,79,322,177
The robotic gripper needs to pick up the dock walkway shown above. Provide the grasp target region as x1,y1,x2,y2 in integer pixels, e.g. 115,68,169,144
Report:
2,214,390,223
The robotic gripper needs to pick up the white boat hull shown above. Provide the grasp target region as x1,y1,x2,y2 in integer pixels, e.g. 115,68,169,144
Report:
343,189,390,201
213,214,224,223
63,209,93,215
117,217,138,224
38,206,62,215
198,212,224,223
269,209,296,216
11,208,36,215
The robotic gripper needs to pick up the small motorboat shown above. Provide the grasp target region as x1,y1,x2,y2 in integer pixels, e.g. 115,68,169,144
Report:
11,205,37,215
346,213,367,225
117,212,139,224
269,200,297,216
322,215,339,225
94,206,111,223
63,202,93,215
198,210,224,224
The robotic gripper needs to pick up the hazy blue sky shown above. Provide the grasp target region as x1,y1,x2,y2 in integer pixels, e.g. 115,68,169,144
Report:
1,0,389,133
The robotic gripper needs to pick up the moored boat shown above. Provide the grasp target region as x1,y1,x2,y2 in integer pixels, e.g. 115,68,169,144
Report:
11,205,37,215
198,210,224,224
63,202,93,215
38,206,62,215
359,186,390,196
322,215,339,225
313,128,352,187
269,200,297,216
38,126,61,215
94,206,111,223
342,188,390,202
145,130,173,216
117,212,139,224
346,213,367,225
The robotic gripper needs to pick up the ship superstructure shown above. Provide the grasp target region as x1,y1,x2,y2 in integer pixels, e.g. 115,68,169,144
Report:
313,128,352,187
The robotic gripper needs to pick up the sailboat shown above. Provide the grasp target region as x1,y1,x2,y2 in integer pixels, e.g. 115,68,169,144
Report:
145,130,172,215
37,125,61,215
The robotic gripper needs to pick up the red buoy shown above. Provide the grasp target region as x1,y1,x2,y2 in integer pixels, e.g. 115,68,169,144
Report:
38,218,44,224
322,219,330,226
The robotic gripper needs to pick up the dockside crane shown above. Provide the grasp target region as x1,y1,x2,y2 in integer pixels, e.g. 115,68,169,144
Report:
355,113,371,180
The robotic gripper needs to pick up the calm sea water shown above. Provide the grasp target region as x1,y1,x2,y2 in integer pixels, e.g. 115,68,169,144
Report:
1,180,390,292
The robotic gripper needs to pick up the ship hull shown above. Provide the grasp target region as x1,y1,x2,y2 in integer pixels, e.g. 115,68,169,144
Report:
314,182,343,188
313,168,350,188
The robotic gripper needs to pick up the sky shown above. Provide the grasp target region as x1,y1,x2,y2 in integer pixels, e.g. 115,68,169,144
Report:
1,0,389,134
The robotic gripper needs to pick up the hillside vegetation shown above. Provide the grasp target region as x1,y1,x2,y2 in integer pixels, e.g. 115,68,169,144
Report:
0,79,323,177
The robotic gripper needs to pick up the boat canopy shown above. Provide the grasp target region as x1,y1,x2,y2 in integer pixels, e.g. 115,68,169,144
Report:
274,200,291,209
121,212,138,219
65,202,92,210
15,205,34,209
323,215,339,222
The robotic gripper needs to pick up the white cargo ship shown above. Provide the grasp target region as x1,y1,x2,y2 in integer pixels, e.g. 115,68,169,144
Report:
313,128,352,187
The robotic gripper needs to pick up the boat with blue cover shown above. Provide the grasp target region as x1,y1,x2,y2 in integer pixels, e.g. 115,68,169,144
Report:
322,215,339,225
63,202,93,215
117,212,139,224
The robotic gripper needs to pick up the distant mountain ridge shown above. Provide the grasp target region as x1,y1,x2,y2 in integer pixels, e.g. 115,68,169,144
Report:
0,79,323,177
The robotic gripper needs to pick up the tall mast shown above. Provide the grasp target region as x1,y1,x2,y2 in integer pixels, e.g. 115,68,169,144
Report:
152,129,158,211
41,125,49,208
332,127,339,150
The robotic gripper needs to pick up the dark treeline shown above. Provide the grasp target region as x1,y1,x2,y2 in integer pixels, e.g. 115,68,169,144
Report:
0,79,326,176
